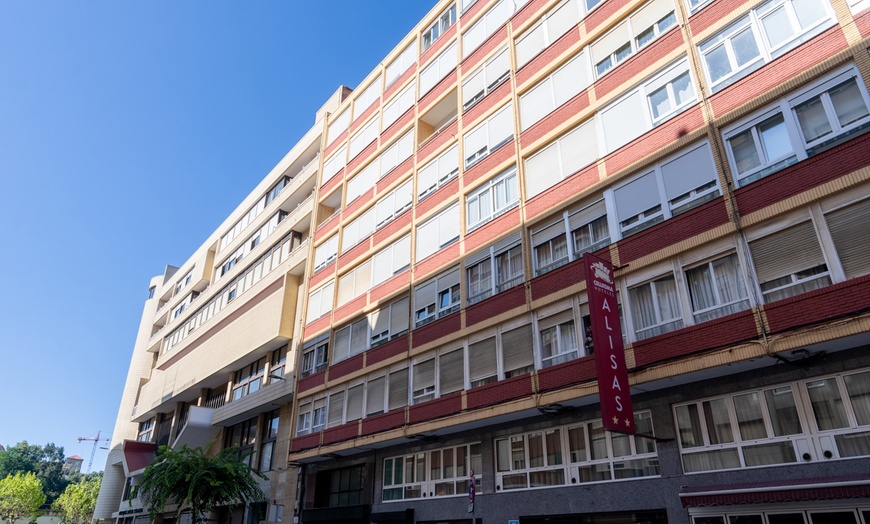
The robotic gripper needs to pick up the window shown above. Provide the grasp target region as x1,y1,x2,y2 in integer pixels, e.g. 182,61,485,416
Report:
825,197,870,280
370,297,410,346
418,144,459,200
383,444,482,501
675,370,870,473
372,235,411,286
628,274,683,340
342,207,375,253
375,179,413,230
332,317,370,363
313,234,338,272
466,167,518,230
306,281,334,323
462,0,529,59
698,0,834,92
414,268,461,327
382,82,416,130
531,199,609,275
412,347,464,404
416,203,460,261
349,117,379,160
138,418,154,442
464,102,514,168
524,118,597,198
749,221,831,302
538,309,581,368
495,413,658,490
685,253,749,323
613,142,719,236
232,358,266,401
352,75,382,118
468,336,498,387
259,411,279,472
385,42,416,88
226,418,258,467
322,145,347,184
463,47,510,112
600,59,696,153
591,0,676,78
217,211,287,279
515,0,582,68
389,368,409,411
219,194,267,252
327,109,350,145
301,336,329,378
347,160,378,204
379,131,414,179
314,466,365,508
420,42,458,96
422,4,457,52
269,346,287,382
519,52,588,130
502,323,535,377
466,235,523,304
724,67,870,186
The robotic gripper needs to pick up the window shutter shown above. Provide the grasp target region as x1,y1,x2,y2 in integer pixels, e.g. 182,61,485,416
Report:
417,218,438,260
750,221,825,284
391,297,410,335
414,358,436,392
539,309,574,330
520,77,554,130
438,204,460,246
333,326,351,362
661,143,718,201
630,0,674,34
327,390,345,427
525,140,562,197
547,0,580,44
355,260,372,296
601,90,647,152
532,218,567,247
559,119,597,177
590,21,631,64
462,16,487,58
516,23,547,67
489,103,514,147
439,349,465,394
468,337,498,384
614,171,661,223
502,324,534,374
465,124,487,163
370,306,389,340
415,281,438,314
568,200,607,231
393,235,411,271
826,199,870,279
389,369,409,410
485,48,511,88
386,43,414,87
345,385,364,421
552,53,586,110
372,249,392,285
463,69,486,107
395,180,413,213
366,377,386,415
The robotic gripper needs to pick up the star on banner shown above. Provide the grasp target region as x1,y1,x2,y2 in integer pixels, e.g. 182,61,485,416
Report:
625,418,631,427
612,416,619,425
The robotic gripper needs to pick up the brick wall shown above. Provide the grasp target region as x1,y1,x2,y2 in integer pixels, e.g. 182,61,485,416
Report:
408,392,463,424
466,373,535,409
764,275,870,334
466,284,527,326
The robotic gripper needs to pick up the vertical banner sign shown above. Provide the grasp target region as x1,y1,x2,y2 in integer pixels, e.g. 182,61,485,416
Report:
583,253,635,434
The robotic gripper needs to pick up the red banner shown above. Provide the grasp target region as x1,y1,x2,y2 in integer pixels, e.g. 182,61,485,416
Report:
583,253,635,434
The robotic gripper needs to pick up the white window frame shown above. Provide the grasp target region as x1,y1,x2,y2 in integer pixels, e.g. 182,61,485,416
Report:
342,207,375,254
462,46,511,112
372,235,411,286
422,4,457,52
418,144,459,200
306,281,334,323
313,234,339,273
466,236,523,305
386,41,417,89
349,117,380,160
420,42,458,97
414,268,461,327
416,202,460,262
466,167,519,230
464,102,514,168
382,82,416,131
375,179,413,230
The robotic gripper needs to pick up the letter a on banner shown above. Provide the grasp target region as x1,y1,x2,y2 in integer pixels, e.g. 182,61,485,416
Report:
583,252,635,434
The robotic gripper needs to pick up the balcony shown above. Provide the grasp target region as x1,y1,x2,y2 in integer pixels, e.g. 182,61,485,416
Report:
211,373,295,426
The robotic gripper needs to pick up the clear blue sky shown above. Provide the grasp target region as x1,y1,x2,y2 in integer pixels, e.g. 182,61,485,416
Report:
0,0,433,471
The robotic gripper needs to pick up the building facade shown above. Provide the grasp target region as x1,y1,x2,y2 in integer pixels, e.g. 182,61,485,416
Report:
98,0,870,523
289,0,870,523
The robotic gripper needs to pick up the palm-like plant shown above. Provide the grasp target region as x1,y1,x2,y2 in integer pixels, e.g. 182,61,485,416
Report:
135,443,266,524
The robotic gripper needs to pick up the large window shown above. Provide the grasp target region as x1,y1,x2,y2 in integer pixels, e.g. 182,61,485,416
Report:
349,117,379,160
515,0,582,68
232,358,266,401
301,335,329,378
411,346,465,404
698,0,834,92
495,412,658,490
628,274,683,340
466,167,519,230
369,297,410,346
537,309,582,368
372,236,411,286
531,199,609,275
466,235,523,305
386,42,417,88
524,119,598,198
346,160,378,204
259,411,279,472
313,234,338,273
749,220,831,302
675,369,870,473
226,418,257,467
420,42,458,96
379,131,414,180
422,4,457,52
519,52,588,130
685,253,750,323
353,75,382,117
384,444,482,501
416,203,460,261
336,259,372,306
306,282,334,323
464,103,514,168
375,179,413,230
590,0,676,78
825,197,870,280
382,83,416,130
463,47,510,112
322,145,347,185
462,0,529,59
418,144,459,200
414,268,461,327
342,207,375,254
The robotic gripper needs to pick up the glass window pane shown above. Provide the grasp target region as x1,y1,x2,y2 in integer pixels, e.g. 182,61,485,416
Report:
844,371,870,426
705,45,732,84
764,386,802,436
733,392,768,440
676,404,704,448
528,432,544,468
732,28,760,67
729,129,761,174
703,398,734,444
794,95,833,142
830,79,870,127
806,378,849,430
761,7,794,48
568,426,588,462
758,114,793,162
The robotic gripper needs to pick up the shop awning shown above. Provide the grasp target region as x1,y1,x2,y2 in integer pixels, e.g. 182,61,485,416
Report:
680,474,870,507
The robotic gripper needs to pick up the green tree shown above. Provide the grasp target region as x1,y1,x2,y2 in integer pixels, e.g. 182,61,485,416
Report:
134,444,265,524
0,472,47,524
52,474,102,524
0,442,68,505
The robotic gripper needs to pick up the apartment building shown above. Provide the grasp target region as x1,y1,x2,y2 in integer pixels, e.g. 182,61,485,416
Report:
289,0,870,522
93,92,343,524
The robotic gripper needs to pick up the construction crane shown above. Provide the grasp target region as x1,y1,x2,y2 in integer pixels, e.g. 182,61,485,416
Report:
77,430,110,473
